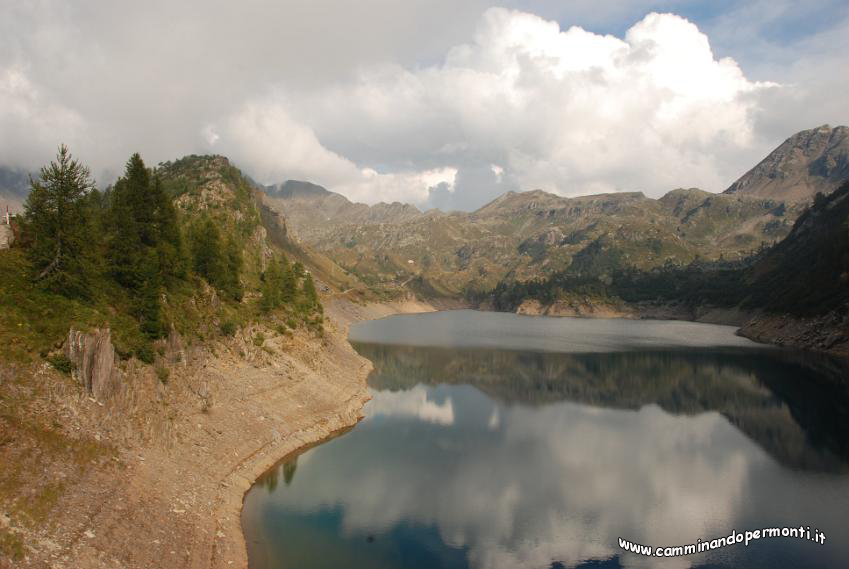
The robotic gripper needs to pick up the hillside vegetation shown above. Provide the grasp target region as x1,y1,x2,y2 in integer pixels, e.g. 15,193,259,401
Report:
262,125,848,301
267,185,802,299
485,182,849,321
1,150,326,367
0,149,339,561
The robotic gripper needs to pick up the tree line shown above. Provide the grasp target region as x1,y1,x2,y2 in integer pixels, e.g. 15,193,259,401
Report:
20,146,321,357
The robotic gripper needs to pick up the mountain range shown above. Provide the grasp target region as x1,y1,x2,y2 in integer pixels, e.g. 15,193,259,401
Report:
2,125,847,304
262,125,849,297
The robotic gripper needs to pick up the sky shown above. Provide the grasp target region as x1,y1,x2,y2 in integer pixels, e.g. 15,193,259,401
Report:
1,0,847,211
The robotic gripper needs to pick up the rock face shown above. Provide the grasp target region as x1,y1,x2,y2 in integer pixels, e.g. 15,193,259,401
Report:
65,327,121,400
725,125,849,201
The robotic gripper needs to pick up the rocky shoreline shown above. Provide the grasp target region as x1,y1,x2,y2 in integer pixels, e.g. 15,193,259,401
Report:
0,298,436,569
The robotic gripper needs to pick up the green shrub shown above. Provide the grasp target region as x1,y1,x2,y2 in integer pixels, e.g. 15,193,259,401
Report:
252,333,265,347
220,321,237,336
155,365,170,384
136,343,155,364
47,354,74,375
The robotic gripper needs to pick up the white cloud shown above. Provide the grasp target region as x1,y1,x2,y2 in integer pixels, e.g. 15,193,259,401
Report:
212,99,458,204
0,2,845,209
0,65,86,171
365,386,456,425
297,9,777,203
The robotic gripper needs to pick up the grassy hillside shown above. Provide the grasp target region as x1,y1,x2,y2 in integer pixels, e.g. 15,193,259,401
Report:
265,183,804,299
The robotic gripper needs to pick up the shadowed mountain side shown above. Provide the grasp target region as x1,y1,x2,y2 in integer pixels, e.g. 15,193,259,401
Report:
352,341,849,472
488,181,849,355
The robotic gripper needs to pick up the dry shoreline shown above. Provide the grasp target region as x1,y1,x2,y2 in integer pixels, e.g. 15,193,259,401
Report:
6,297,842,569
0,298,435,569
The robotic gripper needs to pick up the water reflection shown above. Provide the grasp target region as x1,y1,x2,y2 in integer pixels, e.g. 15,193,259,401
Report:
354,343,849,472
243,315,849,569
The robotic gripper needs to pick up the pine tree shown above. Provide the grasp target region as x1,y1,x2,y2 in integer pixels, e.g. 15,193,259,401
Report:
23,145,96,297
124,154,155,246
139,249,163,338
190,218,224,286
223,237,243,301
106,176,143,289
151,175,187,279
261,258,282,312
302,272,318,308
280,257,296,305
107,154,153,289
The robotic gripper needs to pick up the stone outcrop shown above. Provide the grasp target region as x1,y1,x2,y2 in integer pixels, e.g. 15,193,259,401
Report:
64,327,122,400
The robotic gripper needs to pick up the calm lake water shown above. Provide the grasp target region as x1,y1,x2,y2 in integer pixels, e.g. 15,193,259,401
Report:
242,310,849,569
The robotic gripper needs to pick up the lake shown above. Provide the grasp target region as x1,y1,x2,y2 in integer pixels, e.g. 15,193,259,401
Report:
242,310,849,569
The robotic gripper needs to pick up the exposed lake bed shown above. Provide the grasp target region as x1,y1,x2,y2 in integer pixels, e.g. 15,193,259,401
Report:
242,311,849,569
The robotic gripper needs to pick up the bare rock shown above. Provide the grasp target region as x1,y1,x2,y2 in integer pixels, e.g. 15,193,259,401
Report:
65,327,122,401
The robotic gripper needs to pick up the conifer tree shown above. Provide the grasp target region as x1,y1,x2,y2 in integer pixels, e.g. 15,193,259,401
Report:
190,218,224,286
261,258,282,312
223,237,244,301
280,256,296,305
24,145,95,297
302,272,318,308
139,249,163,338
151,175,186,279
107,154,151,289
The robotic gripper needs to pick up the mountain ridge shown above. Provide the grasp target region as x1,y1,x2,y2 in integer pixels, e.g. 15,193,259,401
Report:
724,124,849,201
261,125,848,299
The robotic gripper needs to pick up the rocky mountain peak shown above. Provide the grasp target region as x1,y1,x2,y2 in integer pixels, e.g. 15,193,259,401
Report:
724,125,849,201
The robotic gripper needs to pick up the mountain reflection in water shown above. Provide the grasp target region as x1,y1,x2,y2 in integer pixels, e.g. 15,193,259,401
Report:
242,314,849,569
355,343,849,472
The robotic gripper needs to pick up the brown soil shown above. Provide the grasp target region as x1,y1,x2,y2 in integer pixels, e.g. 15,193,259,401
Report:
0,299,433,569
